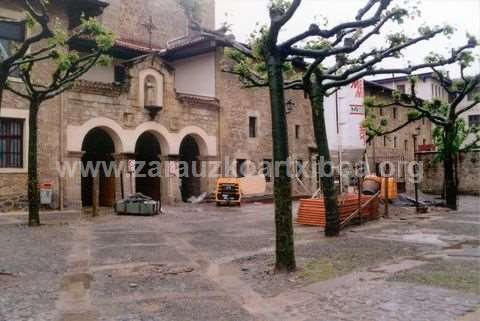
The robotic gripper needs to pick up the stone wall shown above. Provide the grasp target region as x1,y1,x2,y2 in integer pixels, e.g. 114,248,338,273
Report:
365,85,433,192
215,49,318,196
418,151,480,195
101,0,215,48
0,2,69,211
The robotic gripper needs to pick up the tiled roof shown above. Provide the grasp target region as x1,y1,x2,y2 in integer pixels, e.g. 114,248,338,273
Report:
115,38,163,53
166,34,213,50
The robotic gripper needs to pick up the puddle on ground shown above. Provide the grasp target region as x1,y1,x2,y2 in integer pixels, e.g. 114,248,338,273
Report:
443,239,480,250
402,233,449,246
368,228,469,247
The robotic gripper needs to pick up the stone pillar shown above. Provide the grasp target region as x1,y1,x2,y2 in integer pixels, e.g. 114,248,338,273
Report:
63,151,84,209
113,153,135,200
160,155,181,205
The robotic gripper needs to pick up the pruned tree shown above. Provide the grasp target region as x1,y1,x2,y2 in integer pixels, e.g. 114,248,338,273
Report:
183,0,302,272
1,0,114,226
0,0,53,109
364,54,480,210
188,0,474,237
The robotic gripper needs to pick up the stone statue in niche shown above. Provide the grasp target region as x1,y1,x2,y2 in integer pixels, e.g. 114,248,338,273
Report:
144,76,157,106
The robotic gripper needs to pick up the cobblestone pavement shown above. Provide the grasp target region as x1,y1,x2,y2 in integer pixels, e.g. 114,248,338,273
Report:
0,196,479,321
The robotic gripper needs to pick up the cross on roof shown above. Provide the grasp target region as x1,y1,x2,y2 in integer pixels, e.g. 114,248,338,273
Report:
141,16,157,49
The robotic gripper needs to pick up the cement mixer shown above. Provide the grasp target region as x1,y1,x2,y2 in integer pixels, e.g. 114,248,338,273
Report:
363,175,397,200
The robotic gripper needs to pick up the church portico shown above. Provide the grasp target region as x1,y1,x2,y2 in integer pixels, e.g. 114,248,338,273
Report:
65,117,217,207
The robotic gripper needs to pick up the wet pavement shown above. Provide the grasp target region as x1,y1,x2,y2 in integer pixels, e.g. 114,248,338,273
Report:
0,196,479,321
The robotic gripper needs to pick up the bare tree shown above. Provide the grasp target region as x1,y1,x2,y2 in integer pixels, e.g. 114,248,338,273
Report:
0,0,53,109
1,0,114,226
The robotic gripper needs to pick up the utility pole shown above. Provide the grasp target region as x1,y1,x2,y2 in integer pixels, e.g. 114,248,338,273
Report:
412,127,421,214
335,92,344,194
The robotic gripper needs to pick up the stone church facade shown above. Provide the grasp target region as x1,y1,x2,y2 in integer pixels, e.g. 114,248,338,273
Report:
0,0,317,211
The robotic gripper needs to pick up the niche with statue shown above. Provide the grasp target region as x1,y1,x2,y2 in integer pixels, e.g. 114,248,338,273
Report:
139,69,164,120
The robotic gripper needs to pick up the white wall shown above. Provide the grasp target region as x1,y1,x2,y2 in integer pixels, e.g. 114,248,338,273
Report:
173,52,216,97
379,77,448,101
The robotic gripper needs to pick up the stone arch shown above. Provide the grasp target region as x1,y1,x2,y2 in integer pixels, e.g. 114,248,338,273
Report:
81,127,117,207
67,117,124,153
174,126,216,156
138,68,164,108
129,122,173,155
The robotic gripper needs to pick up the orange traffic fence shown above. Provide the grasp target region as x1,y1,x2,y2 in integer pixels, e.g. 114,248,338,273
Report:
296,193,380,227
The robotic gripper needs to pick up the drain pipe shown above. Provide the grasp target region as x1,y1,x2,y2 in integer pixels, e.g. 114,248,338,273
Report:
58,92,65,210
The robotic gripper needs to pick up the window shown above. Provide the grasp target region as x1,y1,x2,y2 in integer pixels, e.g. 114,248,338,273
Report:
0,118,24,168
468,115,480,128
0,20,25,77
431,84,434,97
396,84,406,93
296,160,304,181
393,107,397,119
422,117,426,125
236,159,246,177
393,136,397,148
295,125,301,139
404,139,408,151
262,159,272,182
379,108,384,116
114,65,126,84
422,138,427,145
248,116,257,138
384,136,388,147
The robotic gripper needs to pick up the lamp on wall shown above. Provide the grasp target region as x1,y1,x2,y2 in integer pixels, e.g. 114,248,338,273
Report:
286,99,296,114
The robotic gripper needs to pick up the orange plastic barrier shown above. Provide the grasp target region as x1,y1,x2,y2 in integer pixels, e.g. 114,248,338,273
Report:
380,177,398,200
296,193,380,227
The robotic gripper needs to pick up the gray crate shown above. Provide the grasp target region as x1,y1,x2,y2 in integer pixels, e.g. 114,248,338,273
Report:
115,196,159,216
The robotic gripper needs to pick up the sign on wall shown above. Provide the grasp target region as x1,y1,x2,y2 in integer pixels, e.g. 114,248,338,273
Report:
324,79,366,151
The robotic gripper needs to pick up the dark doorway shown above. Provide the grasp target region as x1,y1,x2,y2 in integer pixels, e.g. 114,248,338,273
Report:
135,132,161,201
81,128,116,207
179,135,201,202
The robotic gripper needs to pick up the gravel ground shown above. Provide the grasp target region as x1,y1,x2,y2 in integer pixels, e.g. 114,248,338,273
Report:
232,236,431,298
0,220,76,321
389,258,480,293
0,197,479,321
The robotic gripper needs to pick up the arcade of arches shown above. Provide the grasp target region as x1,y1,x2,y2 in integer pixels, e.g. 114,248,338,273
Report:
76,126,212,208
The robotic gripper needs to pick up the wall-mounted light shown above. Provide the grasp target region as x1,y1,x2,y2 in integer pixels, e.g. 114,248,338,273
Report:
286,99,296,114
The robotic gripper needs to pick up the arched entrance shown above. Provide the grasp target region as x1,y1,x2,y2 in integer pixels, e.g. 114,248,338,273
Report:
81,128,116,207
135,132,162,201
179,135,201,202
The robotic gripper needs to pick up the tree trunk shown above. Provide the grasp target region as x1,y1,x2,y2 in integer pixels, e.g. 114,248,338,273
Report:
309,78,340,237
266,53,296,272
0,69,8,110
28,99,40,226
443,125,458,210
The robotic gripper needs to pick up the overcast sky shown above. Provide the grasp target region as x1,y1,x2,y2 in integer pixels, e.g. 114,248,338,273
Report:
215,0,480,78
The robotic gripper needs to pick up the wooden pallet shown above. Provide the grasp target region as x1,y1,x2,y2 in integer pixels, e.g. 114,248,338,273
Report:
296,193,380,227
